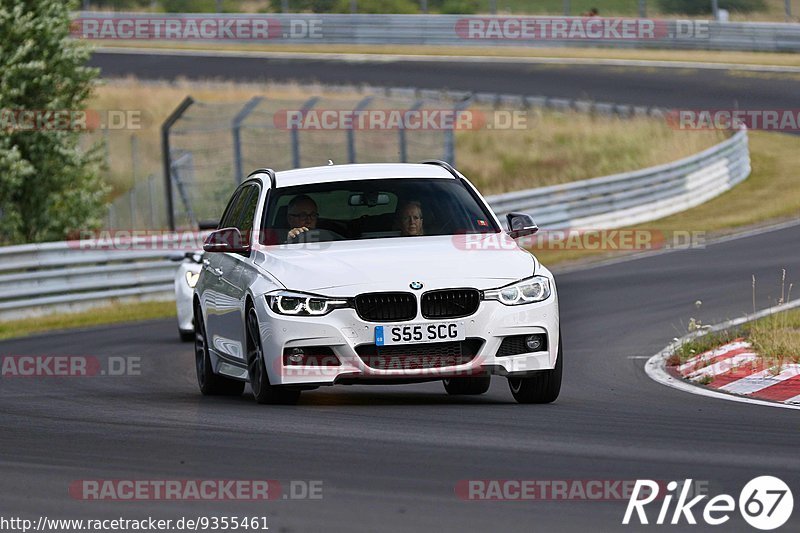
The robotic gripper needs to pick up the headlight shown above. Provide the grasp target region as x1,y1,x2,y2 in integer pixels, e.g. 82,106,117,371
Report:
267,291,350,316
483,276,551,305
185,271,199,289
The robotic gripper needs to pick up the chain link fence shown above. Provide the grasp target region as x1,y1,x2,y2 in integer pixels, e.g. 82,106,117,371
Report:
155,89,459,230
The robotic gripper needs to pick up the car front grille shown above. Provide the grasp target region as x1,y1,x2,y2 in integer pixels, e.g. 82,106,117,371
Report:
355,339,483,370
421,289,481,319
354,292,417,322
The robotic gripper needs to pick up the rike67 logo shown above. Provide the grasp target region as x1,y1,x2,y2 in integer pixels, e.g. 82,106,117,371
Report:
623,477,793,530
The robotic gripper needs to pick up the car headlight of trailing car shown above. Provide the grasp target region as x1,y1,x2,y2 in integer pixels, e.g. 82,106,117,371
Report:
483,276,551,305
185,271,199,289
267,291,350,316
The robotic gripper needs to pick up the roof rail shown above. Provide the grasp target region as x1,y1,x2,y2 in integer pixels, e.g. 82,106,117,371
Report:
247,168,277,189
419,159,459,179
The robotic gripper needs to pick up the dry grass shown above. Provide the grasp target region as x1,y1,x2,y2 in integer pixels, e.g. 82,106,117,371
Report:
457,109,725,195
0,300,176,341
96,42,800,69
89,78,723,199
532,130,800,266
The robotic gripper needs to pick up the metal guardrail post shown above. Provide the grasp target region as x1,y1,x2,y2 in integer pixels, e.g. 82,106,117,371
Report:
161,96,194,231
399,100,423,163
292,97,319,169
232,96,264,184
348,96,373,164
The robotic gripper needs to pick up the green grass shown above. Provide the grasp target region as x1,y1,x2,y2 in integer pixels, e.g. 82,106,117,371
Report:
0,300,176,341
749,308,800,363
669,309,800,366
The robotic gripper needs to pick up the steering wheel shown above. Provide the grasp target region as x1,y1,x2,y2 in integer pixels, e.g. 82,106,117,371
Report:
286,228,345,244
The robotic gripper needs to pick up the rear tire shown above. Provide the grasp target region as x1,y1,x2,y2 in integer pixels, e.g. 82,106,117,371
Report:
194,304,245,396
508,334,563,404
246,307,301,405
443,375,491,395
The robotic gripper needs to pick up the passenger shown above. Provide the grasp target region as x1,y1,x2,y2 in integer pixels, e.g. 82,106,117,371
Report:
397,200,424,236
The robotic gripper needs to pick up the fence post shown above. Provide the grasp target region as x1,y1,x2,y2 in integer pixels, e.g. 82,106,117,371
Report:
292,97,319,169
563,0,570,16
161,96,194,231
639,0,647,18
399,100,423,163
348,96,373,164
171,152,198,229
148,174,156,229
232,96,264,184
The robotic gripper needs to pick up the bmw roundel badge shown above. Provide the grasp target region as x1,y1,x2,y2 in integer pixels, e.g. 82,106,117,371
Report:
410,281,423,290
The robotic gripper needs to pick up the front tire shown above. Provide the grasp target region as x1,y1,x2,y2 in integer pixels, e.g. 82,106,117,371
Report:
443,375,491,395
508,335,563,404
246,307,301,405
194,304,245,396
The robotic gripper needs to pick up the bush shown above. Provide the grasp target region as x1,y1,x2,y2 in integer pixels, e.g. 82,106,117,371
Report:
658,0,766,15
0,0,106,244
161,0,220,12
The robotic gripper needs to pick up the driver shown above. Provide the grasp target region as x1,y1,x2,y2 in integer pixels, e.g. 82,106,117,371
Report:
286,195,319,240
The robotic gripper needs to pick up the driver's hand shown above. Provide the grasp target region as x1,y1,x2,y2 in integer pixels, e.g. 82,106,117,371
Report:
288,227,309,239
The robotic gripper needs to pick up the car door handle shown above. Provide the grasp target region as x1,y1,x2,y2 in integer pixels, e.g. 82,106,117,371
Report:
213,268,224,276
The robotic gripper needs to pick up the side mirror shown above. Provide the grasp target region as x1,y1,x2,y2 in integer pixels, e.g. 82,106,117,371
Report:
506,212,539,239
203,227,250,254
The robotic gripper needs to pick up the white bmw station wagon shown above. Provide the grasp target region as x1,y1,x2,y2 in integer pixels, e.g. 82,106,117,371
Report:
194,162,561,404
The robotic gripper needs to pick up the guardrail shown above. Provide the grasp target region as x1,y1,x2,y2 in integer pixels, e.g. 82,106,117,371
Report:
0,239,189,321
0,130,750,320
488,128,750,229
76,13,800,52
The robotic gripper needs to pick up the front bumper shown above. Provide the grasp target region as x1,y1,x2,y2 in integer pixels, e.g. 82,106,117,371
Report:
253,291,560,386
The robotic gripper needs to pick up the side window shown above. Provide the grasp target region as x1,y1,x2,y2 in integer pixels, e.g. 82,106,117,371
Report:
235,185,260,232
218,189,242,229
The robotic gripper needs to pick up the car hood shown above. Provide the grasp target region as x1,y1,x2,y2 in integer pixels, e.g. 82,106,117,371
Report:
252,234,535,295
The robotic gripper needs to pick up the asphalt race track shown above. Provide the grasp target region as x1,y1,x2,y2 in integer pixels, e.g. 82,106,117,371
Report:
1,52,798,532
89,49,800,110
2,223,800,532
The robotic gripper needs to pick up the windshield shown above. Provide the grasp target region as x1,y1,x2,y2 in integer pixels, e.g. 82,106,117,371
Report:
260,178,499,244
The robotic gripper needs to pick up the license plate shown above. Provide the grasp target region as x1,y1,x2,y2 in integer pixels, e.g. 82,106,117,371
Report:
375,322,465,346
